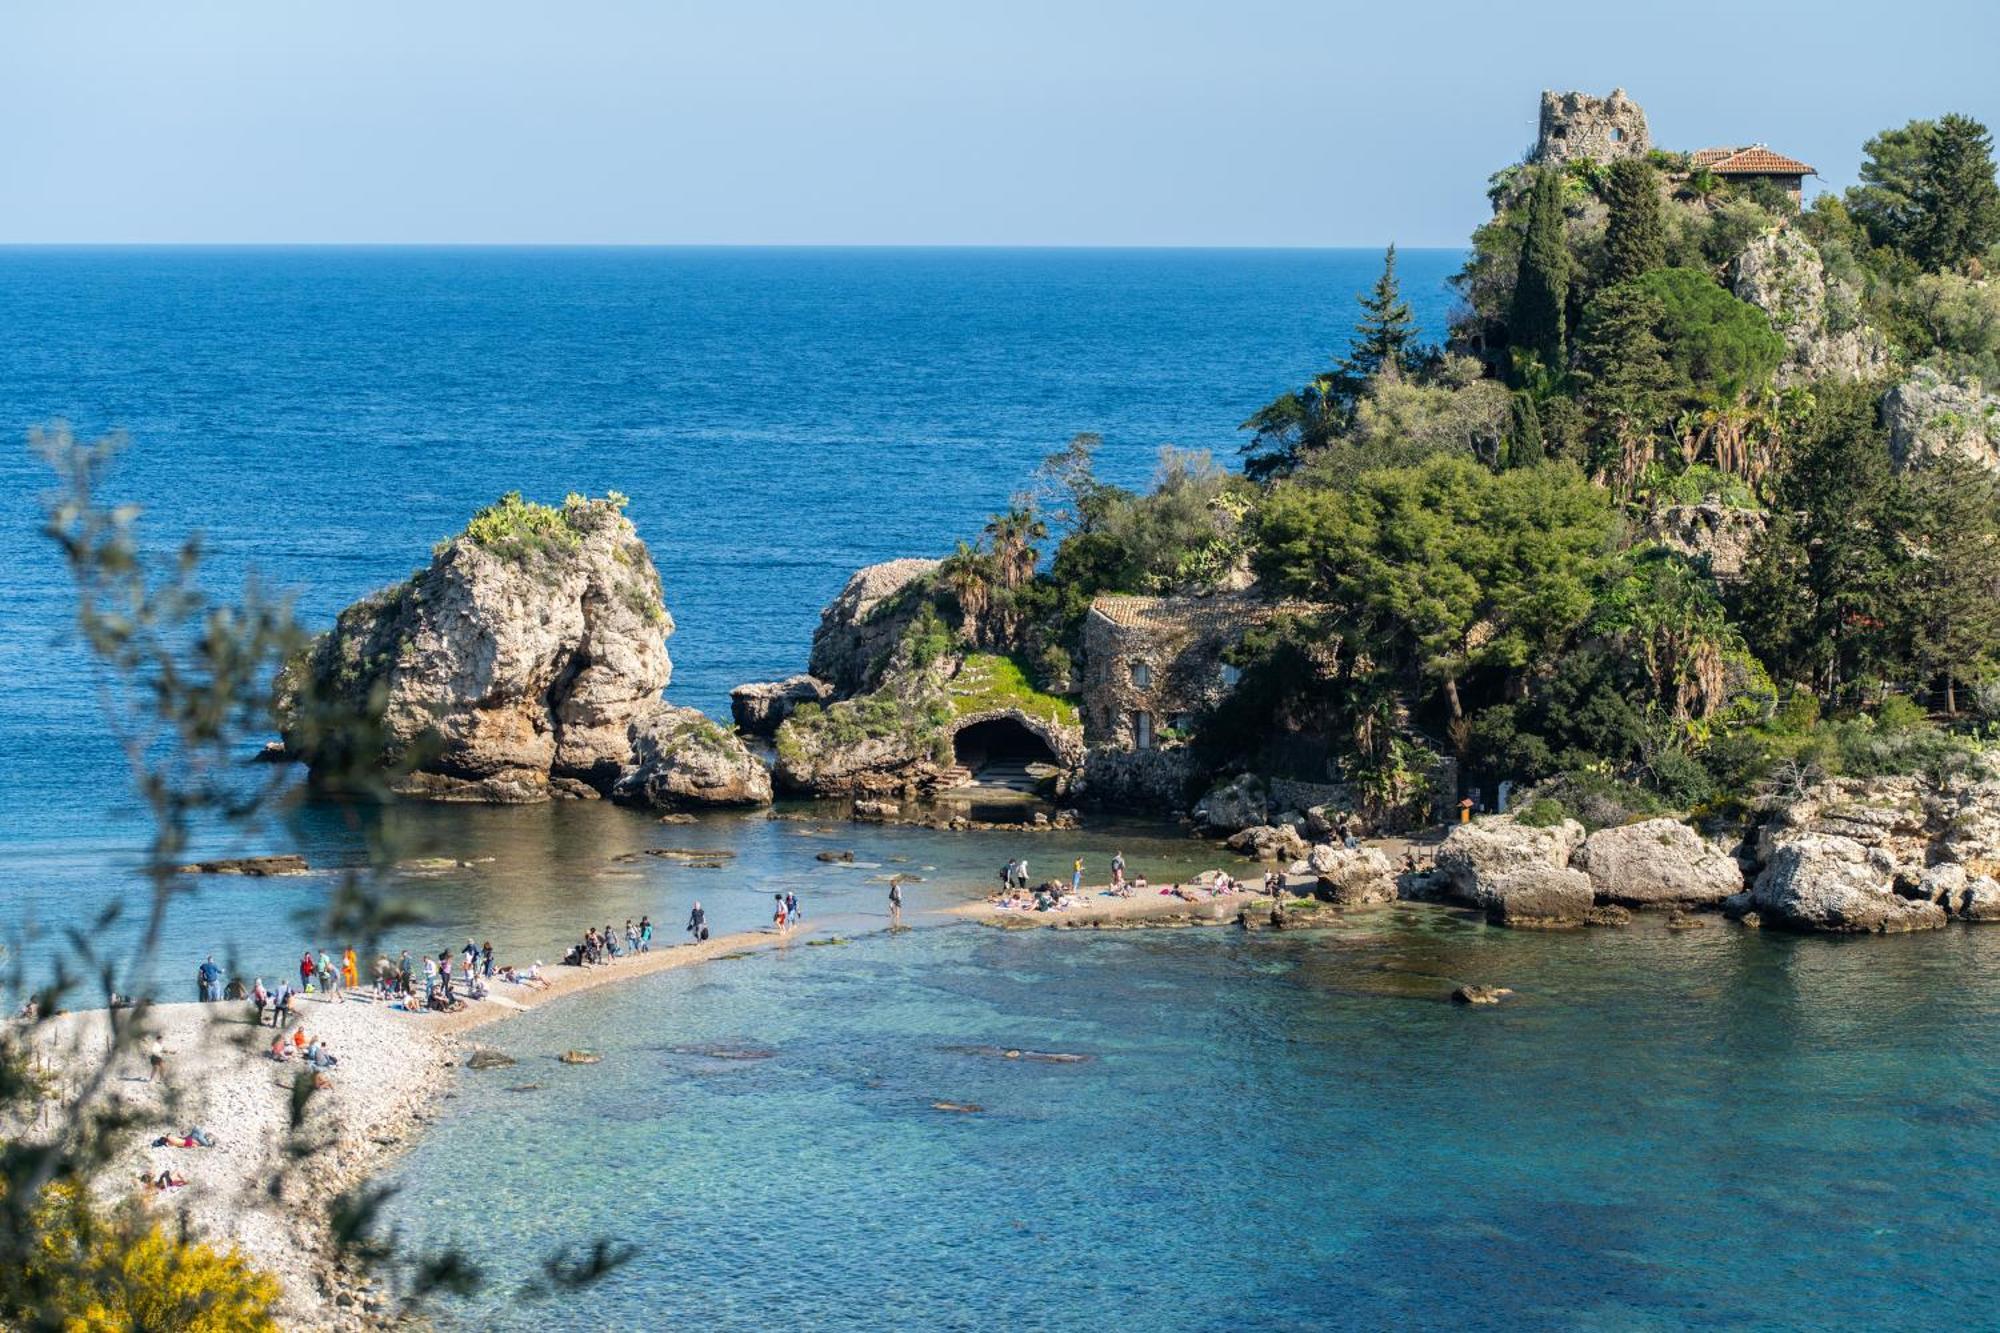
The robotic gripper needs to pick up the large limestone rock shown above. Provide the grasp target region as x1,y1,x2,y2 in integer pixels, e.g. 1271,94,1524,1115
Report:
1883,366,2000,476
1302,844,1398,906
1751,833,1946,933
808,558,940,695
1571,819,1744,907
1903,862,2000,922
1641,502,1766,581
1225,824,1309,863
1482,865,1596,927
279,494,768,809
1435,815,1586,906
729,675,833,737
1193,773,1269,833
1729,228,1891,386
616,707,772,808
1754,776,1932,880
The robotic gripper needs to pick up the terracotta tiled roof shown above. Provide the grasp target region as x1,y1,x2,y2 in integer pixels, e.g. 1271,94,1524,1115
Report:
1690,145,1815,177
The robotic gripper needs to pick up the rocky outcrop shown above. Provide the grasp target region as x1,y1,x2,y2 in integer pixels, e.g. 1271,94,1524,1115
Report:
1302,844,1398,906
615,707,773,808
1435,815,1585,905
1729,228,1891,386
729,675,833,737
1902,862,2000,922
1482,865,1597,927
279,494,767,809
1641,502,1766,581
1751,833,1946,933
1882,366,2000,475
1225,824,1309,863
1571,818,1744,907
1193,773,1269,833
807,558,940,695
176,855,310,877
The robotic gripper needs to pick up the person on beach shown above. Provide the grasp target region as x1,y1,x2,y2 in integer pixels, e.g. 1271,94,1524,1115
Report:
1015,859,1030,891
398,950,414,996
197,955,221,1003
147,1034,167,1083
342,947,359,992
462,939,479,980
270,981,292,1028
422,954,438,1007
1071,858,1084,894
773,893,788,931
251,977,268,1019
1001,860,1016,893
1111,852,1125,889
639,915,653,951
625,920,638,955
299,950,315,993
687,902,708,942
605,923,622,958
889,878,904,927
481,940,495,977
785,891,800,927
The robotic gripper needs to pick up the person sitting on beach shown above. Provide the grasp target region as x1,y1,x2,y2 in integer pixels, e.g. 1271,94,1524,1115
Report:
304,1040,338,1070
268,1035,292,1061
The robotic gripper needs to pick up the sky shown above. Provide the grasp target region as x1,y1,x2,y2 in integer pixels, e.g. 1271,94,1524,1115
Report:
4,0,1997,247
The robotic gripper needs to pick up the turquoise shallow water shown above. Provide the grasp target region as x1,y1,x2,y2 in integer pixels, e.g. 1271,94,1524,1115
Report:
393,914,2000,1331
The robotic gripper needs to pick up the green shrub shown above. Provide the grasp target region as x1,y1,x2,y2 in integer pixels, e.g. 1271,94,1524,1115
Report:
1515,797,1569,828
452,491,583,562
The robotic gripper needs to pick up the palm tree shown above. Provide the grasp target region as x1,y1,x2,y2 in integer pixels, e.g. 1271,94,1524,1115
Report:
983,507,1047,590
938,541,993,641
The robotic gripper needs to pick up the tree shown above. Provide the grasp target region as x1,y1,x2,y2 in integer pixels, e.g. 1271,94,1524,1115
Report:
982,506,1047,590
1909,114,2000,272
1900,458,2000,713
1252,455,1616,728
1511,168,1571,371
1737,382,1909,704
1602,158,1666,283
1572,281,1673,494
1627,268,1785,408
1847,120,1934,250
1339,245,1418,381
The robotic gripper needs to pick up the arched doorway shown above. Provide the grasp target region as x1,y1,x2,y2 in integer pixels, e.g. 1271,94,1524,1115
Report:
951,716,1060,794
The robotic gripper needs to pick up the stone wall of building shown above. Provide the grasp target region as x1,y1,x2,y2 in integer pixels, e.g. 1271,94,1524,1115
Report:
1534,89,1650,165
1079,594,1287,750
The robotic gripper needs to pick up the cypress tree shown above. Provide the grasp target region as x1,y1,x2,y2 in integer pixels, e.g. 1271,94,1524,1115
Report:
1511,168,1571,372
1573,281,1672,490
1602,158,1666,283
1910,113,2000,271
1340,245,1418,381
1506,391,1544,468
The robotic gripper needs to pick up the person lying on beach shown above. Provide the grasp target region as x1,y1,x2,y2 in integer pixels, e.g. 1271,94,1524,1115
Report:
146,1170,189,1190
151,1127,217,1148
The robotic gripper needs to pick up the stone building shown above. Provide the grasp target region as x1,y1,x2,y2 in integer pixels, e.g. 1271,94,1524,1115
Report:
1689,145,1817,203
1079,594,1298,751
1533,89,1650,166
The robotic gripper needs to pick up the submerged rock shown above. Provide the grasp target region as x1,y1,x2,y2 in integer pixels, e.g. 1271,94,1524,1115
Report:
559,1050,602,1065
1482,865,1596,928
175,855,310,876
465,1048,517,1070
1451,985,1515,1005
1570,818,1744,908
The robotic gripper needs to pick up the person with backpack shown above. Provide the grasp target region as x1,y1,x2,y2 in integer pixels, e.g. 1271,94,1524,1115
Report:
888,878,904,927
687,901,708,942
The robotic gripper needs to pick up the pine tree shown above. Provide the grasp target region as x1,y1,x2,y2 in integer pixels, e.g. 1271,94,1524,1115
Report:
1900,458,2000,713
1572,282,1672,493
1910,113,2000,272
1602,158,1666,283
1340,245,1417,381
1511,168,1571,372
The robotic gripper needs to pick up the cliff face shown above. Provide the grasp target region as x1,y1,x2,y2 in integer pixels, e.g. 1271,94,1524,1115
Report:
807,558,939,695
280,494,766,807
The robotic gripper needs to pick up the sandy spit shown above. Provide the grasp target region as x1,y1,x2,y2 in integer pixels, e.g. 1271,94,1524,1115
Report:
16,925,785,1330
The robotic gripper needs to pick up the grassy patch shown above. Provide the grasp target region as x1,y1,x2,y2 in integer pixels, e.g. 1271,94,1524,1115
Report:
947,653,1080,728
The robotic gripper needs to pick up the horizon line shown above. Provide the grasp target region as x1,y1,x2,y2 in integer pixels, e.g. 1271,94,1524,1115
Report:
0,241,1469,253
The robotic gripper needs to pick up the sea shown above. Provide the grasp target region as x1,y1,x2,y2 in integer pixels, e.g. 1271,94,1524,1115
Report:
2,247,1995,1330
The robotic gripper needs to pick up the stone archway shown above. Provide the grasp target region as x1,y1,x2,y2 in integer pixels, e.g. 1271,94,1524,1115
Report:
943,708,1084,794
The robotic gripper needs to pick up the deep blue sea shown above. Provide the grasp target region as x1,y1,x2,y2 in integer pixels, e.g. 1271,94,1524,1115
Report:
4,248,1997,1330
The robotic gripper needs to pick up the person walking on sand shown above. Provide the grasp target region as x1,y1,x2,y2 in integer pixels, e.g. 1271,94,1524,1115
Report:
1016,858,1029,891
773,893,789,931
889,878,904,928
342,947,359,994
148,1034,167,1083
1071,858,1084,894
639,916,653,952
785,891,800,928
1110,852,1125,889
320,951,342,1002
481,940,494,977
625,919,638,955
687,901,708,942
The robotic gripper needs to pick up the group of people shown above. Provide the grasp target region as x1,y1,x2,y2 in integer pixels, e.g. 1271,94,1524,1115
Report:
264,1024,340,1070
562,916,655,967
772,892,803,931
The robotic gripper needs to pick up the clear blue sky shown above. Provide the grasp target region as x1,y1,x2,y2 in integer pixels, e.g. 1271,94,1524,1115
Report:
4,0,1996,246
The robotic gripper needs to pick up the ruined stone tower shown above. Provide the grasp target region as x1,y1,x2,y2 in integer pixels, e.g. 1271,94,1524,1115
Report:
1533,89,1650,165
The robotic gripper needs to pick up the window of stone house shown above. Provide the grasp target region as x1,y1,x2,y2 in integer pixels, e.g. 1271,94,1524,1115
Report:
1612,128,1625,142
1133,711,1155,750
1130,660,1152,689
